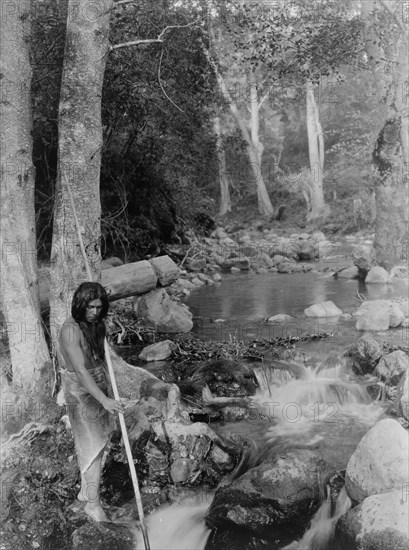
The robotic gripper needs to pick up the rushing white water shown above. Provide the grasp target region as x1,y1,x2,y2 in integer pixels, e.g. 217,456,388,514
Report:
134,498,211,550
252,358,384,445
133,355,381,550
283,487,352,550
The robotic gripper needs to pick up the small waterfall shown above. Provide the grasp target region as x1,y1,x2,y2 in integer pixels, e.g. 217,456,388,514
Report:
134,498,211,550
251,357,383,445
253,365,295,393
283,486,351,550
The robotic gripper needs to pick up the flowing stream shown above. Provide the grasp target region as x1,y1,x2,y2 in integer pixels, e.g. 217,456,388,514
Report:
133,267,406,549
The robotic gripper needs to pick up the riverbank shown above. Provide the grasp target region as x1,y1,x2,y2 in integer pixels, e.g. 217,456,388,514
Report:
1,225,408,550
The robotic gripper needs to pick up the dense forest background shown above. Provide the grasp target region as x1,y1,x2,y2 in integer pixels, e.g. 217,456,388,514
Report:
32,0,381,262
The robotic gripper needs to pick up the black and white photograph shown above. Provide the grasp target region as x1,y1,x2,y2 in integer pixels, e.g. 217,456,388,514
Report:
1,0,408,549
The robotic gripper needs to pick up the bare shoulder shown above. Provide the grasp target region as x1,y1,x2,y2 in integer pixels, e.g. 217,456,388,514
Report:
60,317,81,346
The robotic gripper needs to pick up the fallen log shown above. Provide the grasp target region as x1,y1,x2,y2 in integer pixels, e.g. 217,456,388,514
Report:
149,256,180,286
39,256,179,311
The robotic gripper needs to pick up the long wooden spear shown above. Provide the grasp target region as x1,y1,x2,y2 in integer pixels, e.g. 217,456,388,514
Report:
64,171,151,550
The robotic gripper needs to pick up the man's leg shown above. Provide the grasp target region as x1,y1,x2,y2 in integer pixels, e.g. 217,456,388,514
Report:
82,448,108,522
78,447,109,502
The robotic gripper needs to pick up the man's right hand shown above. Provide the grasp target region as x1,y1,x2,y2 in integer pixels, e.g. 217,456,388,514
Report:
102,397,126,415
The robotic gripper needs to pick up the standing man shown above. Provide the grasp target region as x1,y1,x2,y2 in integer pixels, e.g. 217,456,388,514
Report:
60,282,125,521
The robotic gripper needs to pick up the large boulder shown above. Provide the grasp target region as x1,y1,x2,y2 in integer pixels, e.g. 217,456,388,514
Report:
304,301,343,317
335,490,409,550
354,300,405,331
138,340,176,362
389,265,409,285
365,266,389,284
206,450,323,540
133,288,193,332
352,245,376,279
347,334,383,375
151,421,240,485
375,350,409,385
345,418,409,503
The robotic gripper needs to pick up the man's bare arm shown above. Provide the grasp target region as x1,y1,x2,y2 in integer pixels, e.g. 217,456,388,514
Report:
60,324,124,414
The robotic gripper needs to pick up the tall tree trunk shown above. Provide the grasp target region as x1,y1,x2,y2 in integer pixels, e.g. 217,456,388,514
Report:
202,46,274,216
362,0,409,269
306,82,328,220
50,0,113,342
0,0,51,413
372,31,409,269
214,117,231,216
249,79,269,214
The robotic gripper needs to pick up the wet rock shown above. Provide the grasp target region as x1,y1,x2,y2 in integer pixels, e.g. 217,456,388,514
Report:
352,244,376,279
267,314,293,324
205,527,271,550
186,258,207,272
345,418,409,503
212,273,222,282
138,340,176,362
354,300,405,330
365,266,389,284
375,350,409,385
335,490,409,550
193,359,258,397
389,303,407,326
277,262,305,274
206,450,323,539
221,258,251,271
170,458,197,483
269,238,299,260
337,266,359,279
252,252,275,269
133,288,193,332
153,421,240,486
180,278,197,291
72,522,135,550
196,273,215,284
304,301,343,317
297,240,314,260
389,265,409,284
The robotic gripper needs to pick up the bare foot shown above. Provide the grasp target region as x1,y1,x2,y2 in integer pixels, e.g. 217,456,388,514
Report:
84,502,108,522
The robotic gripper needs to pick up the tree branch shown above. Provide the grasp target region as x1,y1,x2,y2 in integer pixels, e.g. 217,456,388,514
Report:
258,90,269,111
110,39,163,51
110,19,203,51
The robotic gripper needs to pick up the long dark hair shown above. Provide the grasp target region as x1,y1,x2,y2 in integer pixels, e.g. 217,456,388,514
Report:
71,282,109,361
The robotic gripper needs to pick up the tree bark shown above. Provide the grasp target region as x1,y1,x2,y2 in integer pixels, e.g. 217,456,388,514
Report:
214,117,231,216
306,82,328,220
202,46,274,216
50,0,113,342
0,0,51,406
362,1,409,269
